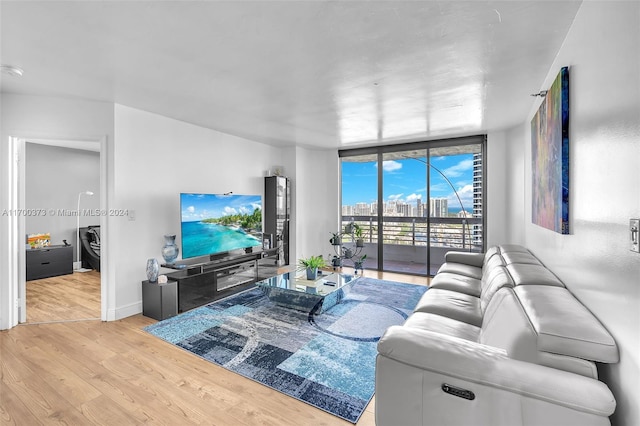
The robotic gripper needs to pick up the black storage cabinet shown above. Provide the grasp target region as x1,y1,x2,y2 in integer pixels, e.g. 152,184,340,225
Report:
26,245,73,281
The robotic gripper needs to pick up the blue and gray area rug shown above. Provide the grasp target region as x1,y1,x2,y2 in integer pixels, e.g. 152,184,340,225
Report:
144,277,427,423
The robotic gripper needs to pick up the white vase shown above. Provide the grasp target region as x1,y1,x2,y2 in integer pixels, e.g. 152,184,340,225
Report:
161,234,179,264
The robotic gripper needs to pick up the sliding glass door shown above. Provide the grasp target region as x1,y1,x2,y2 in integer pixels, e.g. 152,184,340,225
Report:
381,150,428,275
340,136,485,276
340,153,379,270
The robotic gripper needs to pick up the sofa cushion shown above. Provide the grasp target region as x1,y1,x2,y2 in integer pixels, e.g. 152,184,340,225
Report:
501,251,542,266
538,351,599,379
481,287,603,378
403,312,481,342
444,251,484,267
429,272,481,297
515,286,619,363
484,251,506,271
498,244,530,253
479,266,515,313
413,289,482,327
484,245,501,259
436,262,483,280
507,263,564,287
480,288,539,363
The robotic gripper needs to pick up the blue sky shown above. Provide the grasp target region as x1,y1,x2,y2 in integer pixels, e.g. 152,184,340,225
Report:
341,154,475,212
181,193,262,222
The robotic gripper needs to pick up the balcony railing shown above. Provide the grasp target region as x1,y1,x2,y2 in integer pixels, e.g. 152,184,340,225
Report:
341,215,483,252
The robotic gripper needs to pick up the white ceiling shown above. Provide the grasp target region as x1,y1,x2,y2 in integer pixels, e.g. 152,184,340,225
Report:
0,1,581,150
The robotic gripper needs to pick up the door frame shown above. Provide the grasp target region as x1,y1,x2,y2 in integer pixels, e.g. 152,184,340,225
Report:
7,135,109,326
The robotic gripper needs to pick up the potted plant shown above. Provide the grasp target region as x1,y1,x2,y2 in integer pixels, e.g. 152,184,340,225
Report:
331,255,343,268
298,255,327,280
343,247,353,259
353,254,367,274
344,221,355,235
354,224,364,247
329,232,342,246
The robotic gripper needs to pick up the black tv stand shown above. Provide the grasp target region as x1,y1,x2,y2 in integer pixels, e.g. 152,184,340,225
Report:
162,248,278,312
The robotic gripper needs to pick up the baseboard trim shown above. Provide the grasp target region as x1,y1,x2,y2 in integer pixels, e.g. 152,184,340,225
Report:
111,301,142,321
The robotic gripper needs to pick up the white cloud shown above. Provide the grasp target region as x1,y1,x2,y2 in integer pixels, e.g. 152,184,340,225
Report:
377,160,403,172
223,206,237,215
443,159,474,178
406,193,422,202
187,206,195,213
447,184,474,210
388,193,404,201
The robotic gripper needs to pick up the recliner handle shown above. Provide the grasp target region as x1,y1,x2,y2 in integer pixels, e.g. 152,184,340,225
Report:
442,383,475,400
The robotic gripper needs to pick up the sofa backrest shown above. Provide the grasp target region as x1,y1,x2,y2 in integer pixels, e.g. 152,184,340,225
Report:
480,266,514,313
515,285,619,364
479,282,620,380
480,287,602,379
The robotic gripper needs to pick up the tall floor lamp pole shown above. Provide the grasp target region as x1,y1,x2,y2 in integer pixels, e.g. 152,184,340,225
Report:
75,191,94,270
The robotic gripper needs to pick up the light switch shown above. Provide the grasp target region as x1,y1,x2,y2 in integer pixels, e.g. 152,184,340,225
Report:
631,219,640,253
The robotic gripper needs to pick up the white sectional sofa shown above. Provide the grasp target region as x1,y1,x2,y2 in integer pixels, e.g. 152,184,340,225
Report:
376,244,619,426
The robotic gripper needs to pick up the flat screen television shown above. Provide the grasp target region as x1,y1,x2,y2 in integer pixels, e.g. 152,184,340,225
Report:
180,193,263,259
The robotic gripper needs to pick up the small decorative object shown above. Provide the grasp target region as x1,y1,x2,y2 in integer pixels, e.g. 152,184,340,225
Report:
146,258,159,283
161,234,179,264
27,233,51,249
272,165,284,176
157,275,168,284
298,255,327,281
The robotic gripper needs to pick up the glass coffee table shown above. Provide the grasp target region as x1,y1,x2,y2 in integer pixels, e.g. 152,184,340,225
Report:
255,270,359,315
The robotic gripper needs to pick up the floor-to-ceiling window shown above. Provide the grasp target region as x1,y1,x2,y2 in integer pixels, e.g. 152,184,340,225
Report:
340,136,485,276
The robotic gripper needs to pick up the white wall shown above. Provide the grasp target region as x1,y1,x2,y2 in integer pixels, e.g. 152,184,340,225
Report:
111,104,283,317
292,146,341,264
506,3,640,425
485,131,508,247
504,124,526,243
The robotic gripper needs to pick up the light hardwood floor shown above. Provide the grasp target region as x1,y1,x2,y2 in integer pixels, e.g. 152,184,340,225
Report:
2,270,428,425
26,271,101,323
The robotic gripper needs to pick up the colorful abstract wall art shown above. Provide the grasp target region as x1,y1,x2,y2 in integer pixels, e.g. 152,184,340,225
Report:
531,66,569,234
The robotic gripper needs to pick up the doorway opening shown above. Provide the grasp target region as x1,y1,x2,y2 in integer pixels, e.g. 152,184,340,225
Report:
8,136,108,326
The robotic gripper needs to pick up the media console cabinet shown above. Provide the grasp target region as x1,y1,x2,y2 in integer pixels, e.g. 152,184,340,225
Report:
159,248,279,313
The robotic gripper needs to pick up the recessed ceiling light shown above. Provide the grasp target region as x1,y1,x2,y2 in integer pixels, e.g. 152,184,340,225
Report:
1,65,24,77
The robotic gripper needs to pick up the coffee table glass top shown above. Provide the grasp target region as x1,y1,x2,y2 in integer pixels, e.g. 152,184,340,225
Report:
255,271,359,314
257,271,356,294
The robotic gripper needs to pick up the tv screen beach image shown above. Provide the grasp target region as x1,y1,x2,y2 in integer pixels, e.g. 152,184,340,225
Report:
180,193,262,259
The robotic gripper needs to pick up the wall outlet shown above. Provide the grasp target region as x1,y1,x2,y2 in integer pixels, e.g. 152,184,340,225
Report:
631,219,640,253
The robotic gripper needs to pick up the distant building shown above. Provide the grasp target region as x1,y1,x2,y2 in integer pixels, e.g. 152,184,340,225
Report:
472,152,483,247
430,198,448,217
355,202,370,215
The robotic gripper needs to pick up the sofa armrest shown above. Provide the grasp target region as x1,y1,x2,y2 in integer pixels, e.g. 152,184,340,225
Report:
444,251,485,267
377,326,616,417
